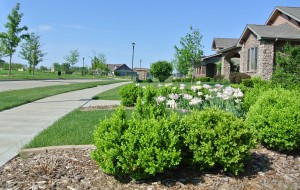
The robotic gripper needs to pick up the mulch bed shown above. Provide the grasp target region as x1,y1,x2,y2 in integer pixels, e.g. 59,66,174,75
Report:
0,145,299,190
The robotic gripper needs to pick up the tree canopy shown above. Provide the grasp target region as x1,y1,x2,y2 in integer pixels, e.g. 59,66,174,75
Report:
64,49,80,67
173,26,203,76
91,53,108,75
150,60,173,82
0,3,28,76
19,32,46,75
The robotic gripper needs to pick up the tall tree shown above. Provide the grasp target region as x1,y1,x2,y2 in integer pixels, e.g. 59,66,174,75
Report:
91,53,108,75
0,3,28,76
64,49,80,68
174,26,203,76
19,32,46,75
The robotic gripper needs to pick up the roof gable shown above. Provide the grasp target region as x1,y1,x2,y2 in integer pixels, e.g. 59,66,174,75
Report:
212,38,238,51
238,23,300,44
266,6,300,25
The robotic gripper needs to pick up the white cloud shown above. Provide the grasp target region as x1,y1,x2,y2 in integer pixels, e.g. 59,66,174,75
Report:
37,25,52,32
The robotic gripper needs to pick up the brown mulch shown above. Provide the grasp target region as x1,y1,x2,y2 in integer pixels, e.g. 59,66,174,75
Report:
0,146,299,190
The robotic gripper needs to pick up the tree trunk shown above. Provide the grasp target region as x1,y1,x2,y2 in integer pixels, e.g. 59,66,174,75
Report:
8,54,12,76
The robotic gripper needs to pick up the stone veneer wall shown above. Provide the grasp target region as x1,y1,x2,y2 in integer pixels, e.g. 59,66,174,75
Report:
258,40,274,80
221,57,230,80
240,32,260,76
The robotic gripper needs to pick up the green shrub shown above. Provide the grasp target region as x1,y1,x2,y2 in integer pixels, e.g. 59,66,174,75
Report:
92,103,181,180
229,72,251,84
245,88,300,151
157,86,180,97
91,107,128,175
242,79,254,88
243,77,271,111
272,43,300,90
146,78,153,83
184,78,192,82
195,77,211,82
182,108,256,174
213,74,224,82
119,113,181,180
119,84,143,106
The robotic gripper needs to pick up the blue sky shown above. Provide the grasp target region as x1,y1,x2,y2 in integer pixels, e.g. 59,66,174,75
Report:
1,0,300,69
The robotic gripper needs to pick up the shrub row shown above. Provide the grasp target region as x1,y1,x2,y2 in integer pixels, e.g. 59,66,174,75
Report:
245,87,300,151
92,88,256,180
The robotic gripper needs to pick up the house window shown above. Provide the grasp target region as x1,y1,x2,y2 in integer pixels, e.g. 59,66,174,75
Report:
247,47,258,71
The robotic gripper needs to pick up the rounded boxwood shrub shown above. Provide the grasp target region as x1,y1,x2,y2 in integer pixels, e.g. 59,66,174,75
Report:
91,108,128,175
91,106,182,180
229,72,251,84
119,113,181,180
182,108,256,174
241,79,254,88
119,83,143,106
245,88,300,151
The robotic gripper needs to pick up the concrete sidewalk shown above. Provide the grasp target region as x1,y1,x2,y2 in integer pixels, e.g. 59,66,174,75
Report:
0,81,130,167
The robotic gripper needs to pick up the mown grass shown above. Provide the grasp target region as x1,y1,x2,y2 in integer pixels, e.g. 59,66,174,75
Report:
0,80,122,111
0,70,132,80
92,85,125,100
25,109,132,148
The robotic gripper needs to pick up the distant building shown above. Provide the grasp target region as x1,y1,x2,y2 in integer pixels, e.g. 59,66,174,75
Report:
107,64,134,76
134,68,152,80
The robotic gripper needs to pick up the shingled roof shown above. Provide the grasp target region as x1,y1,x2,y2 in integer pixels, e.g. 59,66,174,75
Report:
238,23,300,44
266,6,300,25
277,6,300,22
107,64,124,71
212,38,238,51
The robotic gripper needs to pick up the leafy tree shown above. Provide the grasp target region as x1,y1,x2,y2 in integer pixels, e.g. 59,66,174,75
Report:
39,66,48,72
174,26,203,76
272,43,300,90
53,62,61,71
91,53,108,75
0,3,28,76
61,63,71,74
150,60,173,82
19,32,46,75
64,49,79,68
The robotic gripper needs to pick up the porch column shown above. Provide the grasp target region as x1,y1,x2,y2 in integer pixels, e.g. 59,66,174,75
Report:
221,57,230,80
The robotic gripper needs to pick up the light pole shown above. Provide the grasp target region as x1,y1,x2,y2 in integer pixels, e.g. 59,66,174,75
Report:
82,57,85,76
131,42,135,80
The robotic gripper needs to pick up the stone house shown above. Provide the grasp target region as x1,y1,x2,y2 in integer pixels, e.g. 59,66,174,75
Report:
107,64,133,76
198,6,300,80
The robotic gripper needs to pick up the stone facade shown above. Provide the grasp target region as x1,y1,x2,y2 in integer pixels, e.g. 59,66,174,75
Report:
221,57,230,80
240,32,260,76
238,32,275,80
258,41,274,80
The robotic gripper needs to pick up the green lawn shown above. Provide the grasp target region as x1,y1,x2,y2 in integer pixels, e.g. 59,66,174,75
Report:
0,80,122,111
25,109,132,148
0,70,131,80
92,85,125,100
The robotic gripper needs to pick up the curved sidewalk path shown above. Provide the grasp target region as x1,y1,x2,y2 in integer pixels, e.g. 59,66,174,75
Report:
0,81,130,167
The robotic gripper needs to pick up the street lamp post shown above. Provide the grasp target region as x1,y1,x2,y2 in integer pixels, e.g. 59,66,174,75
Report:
82,57,85,76
131,42,135,80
